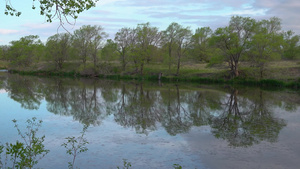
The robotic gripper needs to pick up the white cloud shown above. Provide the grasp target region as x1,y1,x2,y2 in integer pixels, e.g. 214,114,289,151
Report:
96,0,126,6
22,23,54,29
227,9,268,16
0,89,7,93
252,0,300,33
0,29,19,35
1,0,300,45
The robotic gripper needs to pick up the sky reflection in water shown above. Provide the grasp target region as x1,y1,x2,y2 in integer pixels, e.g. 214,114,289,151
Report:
0,74,300,169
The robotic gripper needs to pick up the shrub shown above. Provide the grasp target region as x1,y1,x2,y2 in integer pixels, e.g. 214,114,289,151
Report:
77,63,98,76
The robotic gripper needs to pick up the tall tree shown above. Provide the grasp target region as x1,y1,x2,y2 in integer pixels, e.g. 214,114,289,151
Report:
89,26,108,67
162,22,182,70
73,25,107,67
190,27,213,62
162,23,192,75
114,27,137,71
247,17,284,78
211,16,256,78
46,33,72,70
101,39,118,62
7,35,43,67
283,30,300,60
174,26,192,76
134,22,161,75
0,45,10,61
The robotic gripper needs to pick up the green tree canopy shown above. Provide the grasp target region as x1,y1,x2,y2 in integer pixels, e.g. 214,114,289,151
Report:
46,33,72,70
72,25,108,67
115,27,137,71
211,16,256,78
101,39,118,62
190,27,213,62
7,35,43,67
283,30,300,60
247,17,284,78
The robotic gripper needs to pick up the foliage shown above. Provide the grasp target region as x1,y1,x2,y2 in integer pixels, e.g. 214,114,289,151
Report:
73,25,108,67
115,27,137,71
162,22,182,70
7,35,44,68
3,16,300,80
174,26,192,75
207,50,224,66
283,30,300,60
5,0,98,26
246,17,284,78
190,27,213,62
46,33,72,70
132,22,161,75
161,22,193,75
101,39,119,62
117,159,132,169
4,117,49,168
77,63,98,76
0,144,3,168
62,125,89,169
211,16,256,78
173,164,183,169
0,45,10,61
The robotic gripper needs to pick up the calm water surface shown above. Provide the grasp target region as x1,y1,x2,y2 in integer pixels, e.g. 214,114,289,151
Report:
0,73,300,169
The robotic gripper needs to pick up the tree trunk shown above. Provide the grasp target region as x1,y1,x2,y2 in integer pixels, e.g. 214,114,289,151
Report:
140,62,144,76
234,60,239,77
176,54,181,76
83,57,86,68
122,55,126,71
93,56,96,68
121,49,126,71
168,46,172,70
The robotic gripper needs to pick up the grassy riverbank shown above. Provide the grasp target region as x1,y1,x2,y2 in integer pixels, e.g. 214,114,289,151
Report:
4,60,300,89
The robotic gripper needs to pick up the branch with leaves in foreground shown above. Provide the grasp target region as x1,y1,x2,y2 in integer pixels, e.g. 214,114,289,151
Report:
4,0,98,29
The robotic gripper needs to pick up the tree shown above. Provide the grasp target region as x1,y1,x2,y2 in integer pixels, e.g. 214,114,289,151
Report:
162,22,182,70
132,23,161,75
46,33,72,70
283,30,300,60
73,25,108,67
247,17,284,78
211,16,256,78
162,23,192,75
115,27,137,71
190,27,213,62
0,45,10,61
7,35,43,67
174,26,192,75
89,26,108,68
101,39,118,62
5,0,98,28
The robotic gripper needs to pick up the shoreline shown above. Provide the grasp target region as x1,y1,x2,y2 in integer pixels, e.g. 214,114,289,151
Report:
8,69,300,90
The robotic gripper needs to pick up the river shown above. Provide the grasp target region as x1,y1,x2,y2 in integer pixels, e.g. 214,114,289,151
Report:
0,73,299,169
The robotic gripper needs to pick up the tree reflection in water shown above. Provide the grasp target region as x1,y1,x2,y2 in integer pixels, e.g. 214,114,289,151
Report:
3,74,43,110
210,87,287,147
113,82,159,135
2,74,298,147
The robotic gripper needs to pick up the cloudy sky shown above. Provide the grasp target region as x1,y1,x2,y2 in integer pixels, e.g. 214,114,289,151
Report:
0,0,299,45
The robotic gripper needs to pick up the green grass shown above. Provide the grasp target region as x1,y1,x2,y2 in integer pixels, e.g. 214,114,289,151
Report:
3,60,300,89
0,61,9,69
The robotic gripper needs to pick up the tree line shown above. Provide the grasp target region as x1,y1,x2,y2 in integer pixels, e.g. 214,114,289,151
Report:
0,16,299,78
